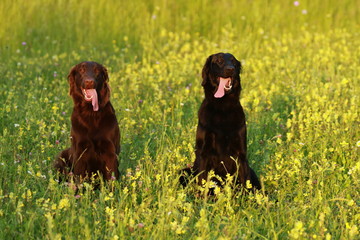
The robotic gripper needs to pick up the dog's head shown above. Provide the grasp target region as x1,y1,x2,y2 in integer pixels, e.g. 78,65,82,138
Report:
202,53,242,99
68,61,110,111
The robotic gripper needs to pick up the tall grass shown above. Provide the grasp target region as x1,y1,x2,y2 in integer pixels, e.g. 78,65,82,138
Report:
0,0,359,239
1,0,359,56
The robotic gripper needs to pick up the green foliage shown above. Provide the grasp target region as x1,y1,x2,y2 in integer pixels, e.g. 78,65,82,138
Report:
0,0,359,239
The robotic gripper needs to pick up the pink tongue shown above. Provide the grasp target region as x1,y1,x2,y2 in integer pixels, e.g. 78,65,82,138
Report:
214,77,230,98
85,89,99,111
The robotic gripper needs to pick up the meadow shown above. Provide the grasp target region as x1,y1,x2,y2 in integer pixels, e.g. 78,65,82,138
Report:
0,0,359,239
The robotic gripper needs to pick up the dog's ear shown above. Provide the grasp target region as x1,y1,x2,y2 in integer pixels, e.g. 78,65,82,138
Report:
234,57,242,90
67,65,78,96
99,81,110,108
201,54,213,86
101,66,109,82
100,66,110,107
235,58,242,75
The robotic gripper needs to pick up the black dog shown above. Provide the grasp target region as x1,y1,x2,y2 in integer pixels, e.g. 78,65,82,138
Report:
180,53,261,192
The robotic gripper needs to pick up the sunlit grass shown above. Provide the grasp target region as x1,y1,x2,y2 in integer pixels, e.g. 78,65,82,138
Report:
0,0,359,239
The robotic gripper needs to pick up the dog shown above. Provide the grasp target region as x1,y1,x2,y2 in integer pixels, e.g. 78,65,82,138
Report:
54,61,120,182
180,53,261,192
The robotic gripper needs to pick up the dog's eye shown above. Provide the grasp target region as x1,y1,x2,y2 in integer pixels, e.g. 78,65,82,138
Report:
79,67,85,73
94,68,100,75
215,58,224,65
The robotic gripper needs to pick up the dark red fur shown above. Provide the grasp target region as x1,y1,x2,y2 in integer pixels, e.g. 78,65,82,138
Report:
54,61,120,181
180,53,261,192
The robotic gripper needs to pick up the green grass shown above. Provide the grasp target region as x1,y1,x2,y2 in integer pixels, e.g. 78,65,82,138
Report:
0,0,359,239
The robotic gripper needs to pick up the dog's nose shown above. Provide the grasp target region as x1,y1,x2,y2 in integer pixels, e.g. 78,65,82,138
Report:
84,78,95,88
224,66,235,76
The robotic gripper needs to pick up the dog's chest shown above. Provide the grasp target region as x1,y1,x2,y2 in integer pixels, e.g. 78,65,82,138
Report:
203,107,243,130
199,103,245,149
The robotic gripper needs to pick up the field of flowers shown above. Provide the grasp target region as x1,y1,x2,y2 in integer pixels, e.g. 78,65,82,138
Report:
0,0,359,239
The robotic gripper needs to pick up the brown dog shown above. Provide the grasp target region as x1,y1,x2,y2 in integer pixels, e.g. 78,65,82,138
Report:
180,53,261,192
55,61,120,181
